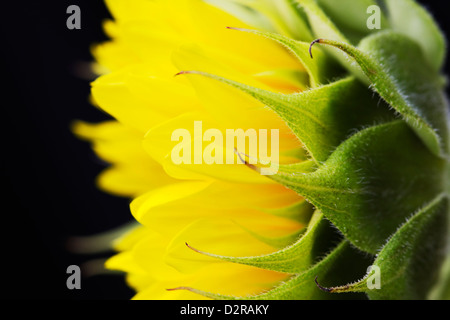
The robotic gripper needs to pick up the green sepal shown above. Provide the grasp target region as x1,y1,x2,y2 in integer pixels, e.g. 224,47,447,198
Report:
178,71,393,164
271,121,447,254
311,31,450,158
184,210,329,273
318,194,449,300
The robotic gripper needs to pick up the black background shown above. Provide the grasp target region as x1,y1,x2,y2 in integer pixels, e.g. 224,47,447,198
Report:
0,0,448,300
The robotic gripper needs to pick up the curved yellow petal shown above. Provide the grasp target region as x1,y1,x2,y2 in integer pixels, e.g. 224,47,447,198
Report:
73,121,176,196
131,180,301,235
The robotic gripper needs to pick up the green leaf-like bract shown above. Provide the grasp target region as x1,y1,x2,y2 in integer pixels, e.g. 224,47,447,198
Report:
319,195,448,300
310,32,449,158
181,72,393,164
272,121,446,253
185,210,329,274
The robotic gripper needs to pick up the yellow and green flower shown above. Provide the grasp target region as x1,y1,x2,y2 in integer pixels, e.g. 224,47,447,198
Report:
74,0,450,300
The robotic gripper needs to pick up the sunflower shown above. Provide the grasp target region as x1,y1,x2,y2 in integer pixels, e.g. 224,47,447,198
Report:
74,0,450,300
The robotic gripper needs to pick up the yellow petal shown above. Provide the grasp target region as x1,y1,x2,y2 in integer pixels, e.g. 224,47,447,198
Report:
97,165,175,197
131,180,301,235
73,121,176,196
130,181,213,230
143,112,272,183
91,70,168,132
112,225,149,252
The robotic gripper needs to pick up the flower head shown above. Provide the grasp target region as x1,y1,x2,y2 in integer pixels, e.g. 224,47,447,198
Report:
75,0,450,300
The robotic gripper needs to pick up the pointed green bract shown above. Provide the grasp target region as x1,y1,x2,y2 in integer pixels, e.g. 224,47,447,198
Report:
272,121,446,254
180,72,393,164
311,32,450,158
384,0,446,72
185,211,329,273
321,195,448,300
